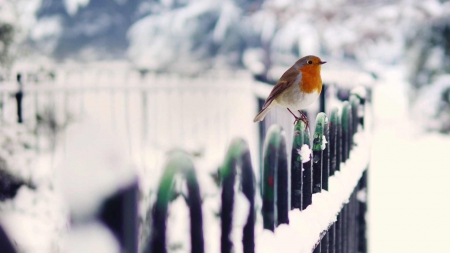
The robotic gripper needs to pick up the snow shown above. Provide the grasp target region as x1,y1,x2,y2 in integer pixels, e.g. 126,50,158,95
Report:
298,144,312,164
63,0,90,16
368,72,450,253
253,128,370,253
57,117,136,219
62,221,120,253
321,135,327,151
30,16,63,41
0,185,67,253
230,192,251,253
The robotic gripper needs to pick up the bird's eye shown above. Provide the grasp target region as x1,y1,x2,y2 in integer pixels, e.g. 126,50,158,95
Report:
307,60,313,65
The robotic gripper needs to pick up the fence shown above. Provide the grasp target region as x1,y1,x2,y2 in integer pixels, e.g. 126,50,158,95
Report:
0,69,370,252
141,89,369,252
0,70,259,171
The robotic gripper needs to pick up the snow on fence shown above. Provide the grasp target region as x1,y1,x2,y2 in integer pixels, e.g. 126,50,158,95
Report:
0,70,370,252
140,91,370,253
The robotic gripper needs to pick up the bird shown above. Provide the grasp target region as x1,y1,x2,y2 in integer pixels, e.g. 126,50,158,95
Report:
253,55,326,128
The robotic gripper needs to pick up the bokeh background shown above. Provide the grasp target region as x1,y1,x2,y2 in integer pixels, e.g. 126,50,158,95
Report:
0,0,450,252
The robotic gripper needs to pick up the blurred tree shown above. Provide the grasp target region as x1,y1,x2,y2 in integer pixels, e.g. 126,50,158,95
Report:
406,16,450,132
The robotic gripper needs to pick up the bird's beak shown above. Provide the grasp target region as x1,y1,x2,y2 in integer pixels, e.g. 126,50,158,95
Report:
319,61,327,65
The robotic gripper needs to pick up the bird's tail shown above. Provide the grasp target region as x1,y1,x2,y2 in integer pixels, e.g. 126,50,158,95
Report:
253,103,274,122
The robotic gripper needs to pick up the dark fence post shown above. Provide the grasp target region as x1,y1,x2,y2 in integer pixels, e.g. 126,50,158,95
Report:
99,179,139,253
330,107,342,253
220,138,255,253
290,121,312,211
312,113,328,194
0,225,15,253
329,108,339,177
262,125,288,230
300,123,313,210
291,121,304,209
145,151,204,253
320,84,327,112
341,102,352,162
15,73,23,124
350,96,360,138
358,171,368,253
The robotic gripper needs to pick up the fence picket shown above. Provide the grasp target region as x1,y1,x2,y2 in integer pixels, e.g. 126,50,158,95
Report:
262,125,288,230
145,151,204,253
341,102,352,162
99,179,139,253
291,121,305,209
312,113,328,194
220,138,255,253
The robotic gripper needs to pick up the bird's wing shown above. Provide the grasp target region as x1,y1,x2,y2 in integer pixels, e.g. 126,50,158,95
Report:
261,68,299,110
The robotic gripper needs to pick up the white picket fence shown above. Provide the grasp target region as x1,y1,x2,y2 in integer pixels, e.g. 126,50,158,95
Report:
0,69,261,174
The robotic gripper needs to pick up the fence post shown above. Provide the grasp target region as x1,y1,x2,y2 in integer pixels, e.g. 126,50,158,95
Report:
320,84,327,112
341,102,352,162
145,151,204,253
331,108,343,253
262,125,288,231
329,109,339,176
358,171,368,253
314,113,330,253
15,73,23,124
291,121,313,210
220,138,255,253
99,179,139,253
291,121,312,210
312,113,328,194
0,224,15,253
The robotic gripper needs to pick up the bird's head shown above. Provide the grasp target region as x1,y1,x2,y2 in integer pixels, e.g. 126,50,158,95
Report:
295,55,326,73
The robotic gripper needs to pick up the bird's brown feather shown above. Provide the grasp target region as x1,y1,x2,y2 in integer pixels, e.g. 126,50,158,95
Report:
261,67,300,110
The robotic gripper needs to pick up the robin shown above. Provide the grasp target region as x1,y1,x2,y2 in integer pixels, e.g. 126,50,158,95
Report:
253,55,326,128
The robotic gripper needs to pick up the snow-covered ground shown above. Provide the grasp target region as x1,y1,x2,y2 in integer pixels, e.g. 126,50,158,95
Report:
369,69,450,252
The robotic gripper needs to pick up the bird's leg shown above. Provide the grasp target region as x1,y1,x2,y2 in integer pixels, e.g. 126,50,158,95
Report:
287,108,301,125
298,110,309,129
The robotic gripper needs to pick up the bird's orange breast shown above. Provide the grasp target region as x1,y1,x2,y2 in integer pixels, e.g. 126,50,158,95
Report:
298,67,322,94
